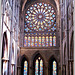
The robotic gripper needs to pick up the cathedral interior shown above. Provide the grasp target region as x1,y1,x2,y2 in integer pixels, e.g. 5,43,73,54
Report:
0,0,74,75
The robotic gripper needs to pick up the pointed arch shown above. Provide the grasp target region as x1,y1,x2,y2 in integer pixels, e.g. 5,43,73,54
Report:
21,55,29,75
2,32,8,59
2,31,8,75
70,31,74,75
33,53,44,75
48,56,58,75
70,31,74,59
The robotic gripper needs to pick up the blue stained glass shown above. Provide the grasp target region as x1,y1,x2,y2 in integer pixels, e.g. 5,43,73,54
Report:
25,25,27,27
52,14,55,18
25,23,26,24
30,30,32,32
44,27,47,29
24,61,28,75
28,37,31,46
27,11,30,14
53,36,56,46
25,28,29,32
49,6,51,9
53,61,57,75
49,24,51,26
34,4,37,7
39,3,42,6
51,27,56,31
30,7,33,10
54,24,56,26
30,10,33,13
42,36,45,46
50,13,52,15
46,36,48,46
44,4,47,6
30,25,32,27
51,10,54,13
26,16,28,18
51,20,54,22
39,28,42,31
35,36,38,46
48,10,50,12
45,7,47,9
27,21,30,23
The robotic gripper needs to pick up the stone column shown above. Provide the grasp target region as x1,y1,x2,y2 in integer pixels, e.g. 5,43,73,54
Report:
44,62,48,75
29,60,33,75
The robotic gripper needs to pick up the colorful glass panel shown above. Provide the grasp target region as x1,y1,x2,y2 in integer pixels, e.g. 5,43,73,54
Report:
53,61,57,75
53,36,56,46
24,36,27,47
35,60,38,75
46,36,48,46
39,37,41,46
24,61,28,75
24,2,56,47
35,57,43,75
35,36,38,47
42,36,45,46
40,60,43,75
50,36,52,46
25,3,56,32
28,36,31,47
31,37,34,46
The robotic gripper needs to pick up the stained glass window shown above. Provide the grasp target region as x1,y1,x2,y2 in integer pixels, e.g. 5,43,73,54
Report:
53,61,57,75
53,36,56,46
39,37,41,46
35,57,43,75
24,2,56,47
35,36,38,47
28,36,30,47
42,36,45,46
50,36,52,46
24,36,27,46
24,61,28,75
46,36,48,46
31,37,34,46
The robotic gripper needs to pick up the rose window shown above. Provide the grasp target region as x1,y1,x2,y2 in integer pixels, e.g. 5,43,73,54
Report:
24,3,56,47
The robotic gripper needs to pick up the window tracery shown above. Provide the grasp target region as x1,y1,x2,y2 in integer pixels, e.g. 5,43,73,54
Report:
24,3,56,47
35,57,43,75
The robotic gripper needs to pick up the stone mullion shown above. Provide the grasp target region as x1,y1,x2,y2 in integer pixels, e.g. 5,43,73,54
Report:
38,60,40,75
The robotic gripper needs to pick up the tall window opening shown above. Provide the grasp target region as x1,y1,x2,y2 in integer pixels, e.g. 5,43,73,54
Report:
34,56,43,75
53,61,57,75
49,58,57,75
24,2,56,47
24,60,28,75
21,57,28,75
